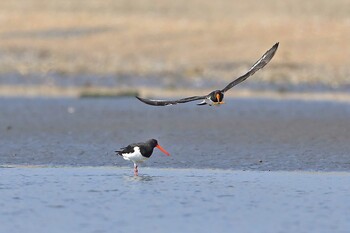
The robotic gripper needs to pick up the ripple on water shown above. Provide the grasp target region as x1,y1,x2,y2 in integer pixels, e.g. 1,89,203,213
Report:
0,167,349,233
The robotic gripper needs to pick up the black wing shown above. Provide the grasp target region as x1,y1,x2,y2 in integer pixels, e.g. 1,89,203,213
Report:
115,145,134,156
136,95,206,106
221,42,279,93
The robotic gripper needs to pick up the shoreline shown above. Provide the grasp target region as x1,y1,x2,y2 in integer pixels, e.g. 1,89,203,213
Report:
2,165,350,175
1,85,350,103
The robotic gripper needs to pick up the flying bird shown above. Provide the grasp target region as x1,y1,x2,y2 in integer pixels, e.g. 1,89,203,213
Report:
115,139,170,176
136,42,279,106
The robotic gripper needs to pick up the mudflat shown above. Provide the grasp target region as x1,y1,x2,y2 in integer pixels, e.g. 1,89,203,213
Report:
1,97,350,171
1,97,350,233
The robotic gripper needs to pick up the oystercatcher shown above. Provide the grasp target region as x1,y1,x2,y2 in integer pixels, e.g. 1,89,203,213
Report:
136,42,279,106
115,139,170,176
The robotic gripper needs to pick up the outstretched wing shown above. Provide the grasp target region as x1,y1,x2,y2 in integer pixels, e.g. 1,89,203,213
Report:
221,42,279,93
136,95,206,106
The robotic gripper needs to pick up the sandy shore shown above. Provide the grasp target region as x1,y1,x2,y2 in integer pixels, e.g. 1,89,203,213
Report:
1,85,350,103
0,0,349,91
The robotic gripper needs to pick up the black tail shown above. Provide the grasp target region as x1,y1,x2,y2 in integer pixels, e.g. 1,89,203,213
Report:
115,151,123,156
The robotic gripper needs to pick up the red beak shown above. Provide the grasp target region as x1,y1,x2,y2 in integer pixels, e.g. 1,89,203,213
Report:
156,144,170,156
216,93,220,102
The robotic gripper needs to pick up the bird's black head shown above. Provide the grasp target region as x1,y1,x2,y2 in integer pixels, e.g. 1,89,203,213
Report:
209,90,224,103
146,139,170,156
147,139,158,148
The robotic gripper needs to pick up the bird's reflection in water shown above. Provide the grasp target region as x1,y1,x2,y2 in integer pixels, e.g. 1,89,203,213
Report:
124,174,154,182
134,175,154,182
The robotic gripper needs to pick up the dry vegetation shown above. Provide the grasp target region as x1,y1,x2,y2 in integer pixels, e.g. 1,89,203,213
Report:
0,0,349,96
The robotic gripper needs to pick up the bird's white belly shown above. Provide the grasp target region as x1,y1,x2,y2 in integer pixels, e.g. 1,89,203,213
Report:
205,98,222,106
122,147,148,163
205,98,214,105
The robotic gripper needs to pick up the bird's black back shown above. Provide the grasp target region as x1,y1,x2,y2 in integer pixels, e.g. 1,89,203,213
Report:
115,139,158,158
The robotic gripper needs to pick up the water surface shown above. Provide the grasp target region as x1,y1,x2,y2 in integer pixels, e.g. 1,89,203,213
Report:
1,166,349,233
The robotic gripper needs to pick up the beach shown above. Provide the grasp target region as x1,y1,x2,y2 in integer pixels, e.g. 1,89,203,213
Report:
0,0,350,93
1,0,350,232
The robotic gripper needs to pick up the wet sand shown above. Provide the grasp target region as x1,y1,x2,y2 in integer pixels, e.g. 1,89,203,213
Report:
1,166,349,233
1,97,350,171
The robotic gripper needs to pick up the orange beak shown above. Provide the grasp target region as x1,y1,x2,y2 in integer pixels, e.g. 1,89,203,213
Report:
215,93,225,105
216,93,221,102
156,144,170,156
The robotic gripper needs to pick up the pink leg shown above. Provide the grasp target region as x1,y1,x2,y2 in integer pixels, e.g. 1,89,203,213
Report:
134,164,138,176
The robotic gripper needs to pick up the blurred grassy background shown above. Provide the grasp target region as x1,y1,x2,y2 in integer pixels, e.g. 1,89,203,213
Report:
0,0,349,97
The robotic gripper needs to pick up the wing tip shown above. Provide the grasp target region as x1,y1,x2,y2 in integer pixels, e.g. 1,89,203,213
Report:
135,95,170,106
135,95,150,104
272,42,279,50
264,42,279,61
135,96,143,101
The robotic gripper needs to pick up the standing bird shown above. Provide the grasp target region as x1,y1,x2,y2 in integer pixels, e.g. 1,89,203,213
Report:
115,139,170,176
136,42,279,106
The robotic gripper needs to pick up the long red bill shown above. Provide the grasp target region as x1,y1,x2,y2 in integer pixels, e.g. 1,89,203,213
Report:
216,93,220,102
156,144,170,156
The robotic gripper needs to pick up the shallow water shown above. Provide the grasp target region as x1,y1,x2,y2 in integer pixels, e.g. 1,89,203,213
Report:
1,97,350,171
2,95,350,233
1,166,349,233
